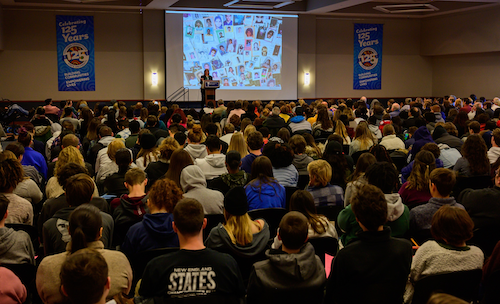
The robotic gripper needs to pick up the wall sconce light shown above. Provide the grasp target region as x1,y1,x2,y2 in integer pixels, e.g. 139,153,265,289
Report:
152,72,158,86
304,72,310,85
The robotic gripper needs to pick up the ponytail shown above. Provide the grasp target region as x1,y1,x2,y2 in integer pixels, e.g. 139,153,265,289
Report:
68,205,102,253
70,226,88,253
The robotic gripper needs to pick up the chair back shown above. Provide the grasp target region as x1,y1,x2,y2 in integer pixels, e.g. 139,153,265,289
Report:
482,270,500,304
248,208,287,238
452,175,493,197
351,150,369,164
284,186,299,210
297,175,310,190
389,150,408,172
203,213,225,240
412,269,482,304
308,237,338,265
316,205,344,222
469,226,500,257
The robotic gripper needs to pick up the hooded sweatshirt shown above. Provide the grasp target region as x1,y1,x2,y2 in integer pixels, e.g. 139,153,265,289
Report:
410,197,464,231
410,126,434,160
113,194,149,246
247,243,326,304
338,193,409,246
289,116,312,134
207,171,250,196
196,154,228,180
121,212,179,257
0,227,35,265
181,165,224,214
245,180,286,211
184,143,208,161
368,124,383,140
432,125,463,152
292,154,314,175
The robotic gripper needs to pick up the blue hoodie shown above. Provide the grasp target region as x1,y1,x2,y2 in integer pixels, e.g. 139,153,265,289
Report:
245,181,286,211
121,212,179,257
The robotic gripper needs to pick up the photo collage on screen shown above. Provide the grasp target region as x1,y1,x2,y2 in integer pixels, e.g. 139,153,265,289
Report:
183,13,282,90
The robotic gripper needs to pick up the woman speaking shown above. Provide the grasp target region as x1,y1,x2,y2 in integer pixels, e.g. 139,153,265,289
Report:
200,69,212,109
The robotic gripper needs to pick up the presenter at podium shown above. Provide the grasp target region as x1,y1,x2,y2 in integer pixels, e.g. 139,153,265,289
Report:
200,69,213,109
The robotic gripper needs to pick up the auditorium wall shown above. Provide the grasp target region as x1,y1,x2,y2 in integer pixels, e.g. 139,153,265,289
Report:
422,5,500,98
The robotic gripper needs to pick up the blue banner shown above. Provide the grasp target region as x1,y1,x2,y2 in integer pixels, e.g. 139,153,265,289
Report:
56,15,95,91
353,23,383,90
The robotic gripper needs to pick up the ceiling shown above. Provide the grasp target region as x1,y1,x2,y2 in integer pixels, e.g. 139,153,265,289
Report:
1,0,499,18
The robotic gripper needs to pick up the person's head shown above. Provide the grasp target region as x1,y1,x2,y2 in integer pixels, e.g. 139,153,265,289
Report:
431,205,474,247
245,28,253,36
429,168,456,198
68,204,103,253
66,173,94,207
124,167,147,190
288,190,327,235
149,177,183,213
407,150,436,191
225,150,241,172
278,211,309,252
63,107,72,117
164,149,194,187
60,248,109,304
382,124,395,137
288,135,307,154
365,161,398,194
351,184,387,231
61,134,79,149
5,142,25,160
350,153,377,182
106,139,126,162
188,124,203,143
246,130,264,151
263,141,294,169
17,130,32,147
250,155,273,181
205,135,221,153
173,198,206,237
57,163,89,191
0,157,24,192
492,128,500,147
99,126,112,138
55,146,85,176
461,134,489,176
469,121,480,134
307,160,332,187
158,137,180,161
277,127,290,143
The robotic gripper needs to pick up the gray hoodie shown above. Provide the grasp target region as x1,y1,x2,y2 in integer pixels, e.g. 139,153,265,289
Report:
180,165,224,214
386,193,405,221
0,227,35,265
196,154,228,180
247,243,326,303
184,144,208,161
292,154,314,175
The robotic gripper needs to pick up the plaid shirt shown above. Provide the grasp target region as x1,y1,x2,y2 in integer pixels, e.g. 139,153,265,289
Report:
307,184,344,207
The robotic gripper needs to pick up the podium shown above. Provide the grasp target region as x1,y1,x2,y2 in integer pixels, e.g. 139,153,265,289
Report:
202,80,220,108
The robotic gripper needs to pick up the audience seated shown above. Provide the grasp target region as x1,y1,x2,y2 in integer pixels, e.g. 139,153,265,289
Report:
401,143,443,183
349,121,375,155
0,194,35,265
380,124,405,150
138,198,246,302
433,125,464,152
326,184,413,304
42,173,113,255
247,211,326,304
0,157,33,225
399,150,435,208
272,190,337,249
95,138,129,182
89,126,114,171
240,131,263,174
409,126,435,161
184,124,208,161
410,168,463,232
121,177,181,258
404,205,484,303
103,148,135,196
205,186,270,281
263,140,299,187
454,134,490,177
323,141,351,188
288,107,312,134
18,129,48,179
196,135,228,180
38,163,109,239
306,160,344,207
339,162,409,245
135,132,159,171
37,204,132,304
5,142,43,186
289,135,314,176
181,165,224,214
245,156,286,210
144,137,180,189
208,150,251,195
344,152,377,206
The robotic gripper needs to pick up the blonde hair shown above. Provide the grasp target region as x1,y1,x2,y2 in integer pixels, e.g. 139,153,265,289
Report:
158,137,180,160
228,132,248,158
55,146,85,176
243,125,256,141
334,120,350,144
354,122,374,150
188,124,203,143
224,211,260,245
308,160,332,187
107,139,126,161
